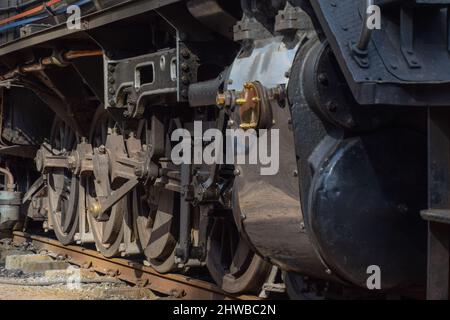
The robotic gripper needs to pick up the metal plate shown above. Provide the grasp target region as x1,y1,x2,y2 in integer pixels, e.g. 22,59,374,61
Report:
227,36,299,91
308,129,428,289
310,0,450,105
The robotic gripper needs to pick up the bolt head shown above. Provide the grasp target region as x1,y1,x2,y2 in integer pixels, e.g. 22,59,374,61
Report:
318,73,328,85
181,63,190,72
216,93,226,106
89,201,102,217
181,49,190,59
346,117,356,128
326,101,338,112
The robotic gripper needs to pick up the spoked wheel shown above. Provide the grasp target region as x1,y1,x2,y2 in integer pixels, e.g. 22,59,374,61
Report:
84,107,125,258
132,118,180,273
133,185,179,273
47,118,79,245
86,179,125,258
206,210,272,294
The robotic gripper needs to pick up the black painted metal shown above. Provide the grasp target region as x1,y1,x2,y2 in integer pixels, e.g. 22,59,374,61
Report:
302,41,395,133
310,0,450,106
422,107,450,299
289,36,428,291
105,49,178,111
308,129,427,290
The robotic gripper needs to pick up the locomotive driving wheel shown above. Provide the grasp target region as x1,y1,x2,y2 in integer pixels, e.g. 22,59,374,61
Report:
133,185,179,273
47,118,80,245
84,107,125,257
206,206,272,294
133,120,180,273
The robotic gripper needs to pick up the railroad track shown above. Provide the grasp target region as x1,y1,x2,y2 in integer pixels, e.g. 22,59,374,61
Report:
11,232,260,300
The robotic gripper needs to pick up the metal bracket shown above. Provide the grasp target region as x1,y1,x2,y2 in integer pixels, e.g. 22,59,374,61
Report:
400,7,422,69
259,266,285,298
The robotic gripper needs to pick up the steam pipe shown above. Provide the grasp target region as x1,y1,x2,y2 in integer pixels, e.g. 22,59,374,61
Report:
0,167,15,191
0,49,103,81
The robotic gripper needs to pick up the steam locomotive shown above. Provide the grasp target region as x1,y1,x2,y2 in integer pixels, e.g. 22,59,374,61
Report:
0,0,448,299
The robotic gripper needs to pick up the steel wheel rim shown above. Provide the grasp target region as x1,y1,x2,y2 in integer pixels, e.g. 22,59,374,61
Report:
206,208,271,294
134,184,179,273
85,107,125,257
133,119,179,273
47,119,79,245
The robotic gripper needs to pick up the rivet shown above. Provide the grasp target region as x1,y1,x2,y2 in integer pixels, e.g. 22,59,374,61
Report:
181,49,190,59
318,73,328,85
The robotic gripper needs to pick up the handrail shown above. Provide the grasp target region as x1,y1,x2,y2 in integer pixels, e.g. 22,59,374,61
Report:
356,0,375,52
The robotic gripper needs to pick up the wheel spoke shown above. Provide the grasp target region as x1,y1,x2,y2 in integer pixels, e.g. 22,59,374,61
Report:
86,107,125,258
206,205,271,294
63,123,70,149
101,120,107,144
229,240,250,276
47,118,79,245
219,219,226,267
62,176,79,233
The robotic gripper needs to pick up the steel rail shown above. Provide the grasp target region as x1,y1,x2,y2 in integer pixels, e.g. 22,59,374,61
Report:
12,231,260,300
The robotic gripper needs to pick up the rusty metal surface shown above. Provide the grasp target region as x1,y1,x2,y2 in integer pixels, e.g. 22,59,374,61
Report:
0,49,104,81
12,232,259,300
0,0,181,58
